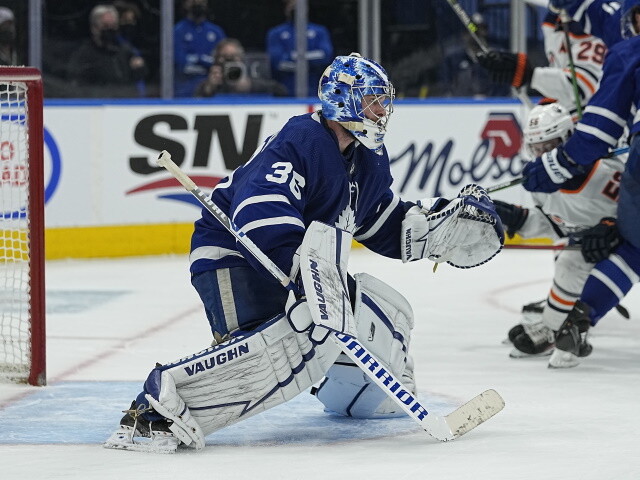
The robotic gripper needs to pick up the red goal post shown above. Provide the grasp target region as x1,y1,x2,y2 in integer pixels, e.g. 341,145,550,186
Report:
0,66,45,386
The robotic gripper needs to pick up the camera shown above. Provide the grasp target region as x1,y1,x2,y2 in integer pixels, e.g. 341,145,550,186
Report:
223,61,247,82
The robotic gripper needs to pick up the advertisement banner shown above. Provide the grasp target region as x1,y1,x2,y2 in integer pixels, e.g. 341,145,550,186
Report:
43,100,529,229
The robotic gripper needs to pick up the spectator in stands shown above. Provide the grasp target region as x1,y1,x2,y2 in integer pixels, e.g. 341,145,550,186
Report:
114,0,147,96
195,38,288,97
266,0,333,97
114,1,142,50
0,7,17,66
67,4,147,98
174,0,226,97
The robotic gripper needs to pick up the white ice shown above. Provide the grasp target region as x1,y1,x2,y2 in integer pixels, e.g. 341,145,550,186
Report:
1,248,640,479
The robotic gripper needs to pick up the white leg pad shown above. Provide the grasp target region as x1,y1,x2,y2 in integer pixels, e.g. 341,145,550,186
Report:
144,371,205,449
315,273,415,418
148,315,341,440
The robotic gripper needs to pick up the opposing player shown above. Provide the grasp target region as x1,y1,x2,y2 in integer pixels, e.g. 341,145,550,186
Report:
103,53,504,452
520,0,640,368
477,7,607,115
493,103,624,360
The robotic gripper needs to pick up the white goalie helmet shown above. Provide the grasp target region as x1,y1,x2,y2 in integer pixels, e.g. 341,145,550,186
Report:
318,52,395,155
523,103,574,159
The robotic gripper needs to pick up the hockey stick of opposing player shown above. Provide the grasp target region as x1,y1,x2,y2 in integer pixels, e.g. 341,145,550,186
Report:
444,0,534,110
559,9,583,119
486,145,631,194
156,149,505,442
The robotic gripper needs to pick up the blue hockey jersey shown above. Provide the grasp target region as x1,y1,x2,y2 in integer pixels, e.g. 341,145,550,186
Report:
174,18,226,97
190,112,408,279
562,0,623,48
564,35,640,164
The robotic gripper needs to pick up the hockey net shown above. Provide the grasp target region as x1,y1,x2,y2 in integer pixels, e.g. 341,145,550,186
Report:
0,67,45,386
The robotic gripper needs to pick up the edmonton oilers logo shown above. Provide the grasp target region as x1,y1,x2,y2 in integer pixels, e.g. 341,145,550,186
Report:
1,114,61,219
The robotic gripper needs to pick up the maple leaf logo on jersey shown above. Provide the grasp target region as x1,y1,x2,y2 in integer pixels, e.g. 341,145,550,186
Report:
335,206,356,233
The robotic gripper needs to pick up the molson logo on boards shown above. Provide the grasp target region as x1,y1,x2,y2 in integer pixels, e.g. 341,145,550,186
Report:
125,113,264,207
124,109,526,207
390,111,525,197
0,115,61,219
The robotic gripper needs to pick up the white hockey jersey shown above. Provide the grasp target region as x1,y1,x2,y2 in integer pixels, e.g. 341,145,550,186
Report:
530,13,606,114
519,157,624,240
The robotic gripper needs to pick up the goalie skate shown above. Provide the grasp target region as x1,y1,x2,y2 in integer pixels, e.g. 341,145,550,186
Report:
103,401,180,454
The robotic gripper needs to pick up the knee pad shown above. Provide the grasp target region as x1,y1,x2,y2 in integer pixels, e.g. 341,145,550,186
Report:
315,273,415,418
144,315,341,438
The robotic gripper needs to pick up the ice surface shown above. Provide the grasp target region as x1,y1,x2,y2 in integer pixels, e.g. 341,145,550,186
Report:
1,249,640,479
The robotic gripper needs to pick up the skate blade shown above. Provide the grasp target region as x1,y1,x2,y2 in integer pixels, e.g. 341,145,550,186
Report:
103,427,178,454
548,349,580,369
509,347,553,358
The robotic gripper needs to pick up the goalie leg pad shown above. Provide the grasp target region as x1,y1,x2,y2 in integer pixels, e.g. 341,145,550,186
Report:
147,315,341,439
315,273,415,418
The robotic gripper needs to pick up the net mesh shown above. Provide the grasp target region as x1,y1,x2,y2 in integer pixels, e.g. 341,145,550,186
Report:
0,79,31,382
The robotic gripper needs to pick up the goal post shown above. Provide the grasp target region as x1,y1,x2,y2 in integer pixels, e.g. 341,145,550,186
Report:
0,66,46,386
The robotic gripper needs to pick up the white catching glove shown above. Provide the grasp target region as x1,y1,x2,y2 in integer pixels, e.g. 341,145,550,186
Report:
401,184,505,268
286,291,332,344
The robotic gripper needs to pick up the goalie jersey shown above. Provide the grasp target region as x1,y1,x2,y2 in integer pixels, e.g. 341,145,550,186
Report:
190,111,408,278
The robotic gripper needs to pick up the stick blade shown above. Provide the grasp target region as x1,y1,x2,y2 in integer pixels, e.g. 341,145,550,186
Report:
444,389,505,440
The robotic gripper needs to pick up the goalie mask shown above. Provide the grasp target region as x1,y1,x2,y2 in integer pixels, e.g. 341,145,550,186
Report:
621,0,640,38
319,52,394,155
523,103,574,158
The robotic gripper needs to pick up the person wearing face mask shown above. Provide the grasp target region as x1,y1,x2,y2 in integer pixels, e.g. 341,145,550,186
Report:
67,4,148,98
266,0,333,97
174,0,226,97
0,7,17,66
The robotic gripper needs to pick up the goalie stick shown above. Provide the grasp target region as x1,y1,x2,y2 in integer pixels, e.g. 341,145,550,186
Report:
486,146,630,194
156,150,504,442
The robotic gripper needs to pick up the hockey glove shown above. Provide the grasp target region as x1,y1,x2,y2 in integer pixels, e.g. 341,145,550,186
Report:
521,146,584,193
401,184,504,268
286,291,332,344
476,50,533,88
580,217,620,263
493,200,529,238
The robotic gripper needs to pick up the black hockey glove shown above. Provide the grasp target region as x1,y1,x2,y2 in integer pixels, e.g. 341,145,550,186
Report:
493,200,528,238
476,50,533,89
580,217,620,263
